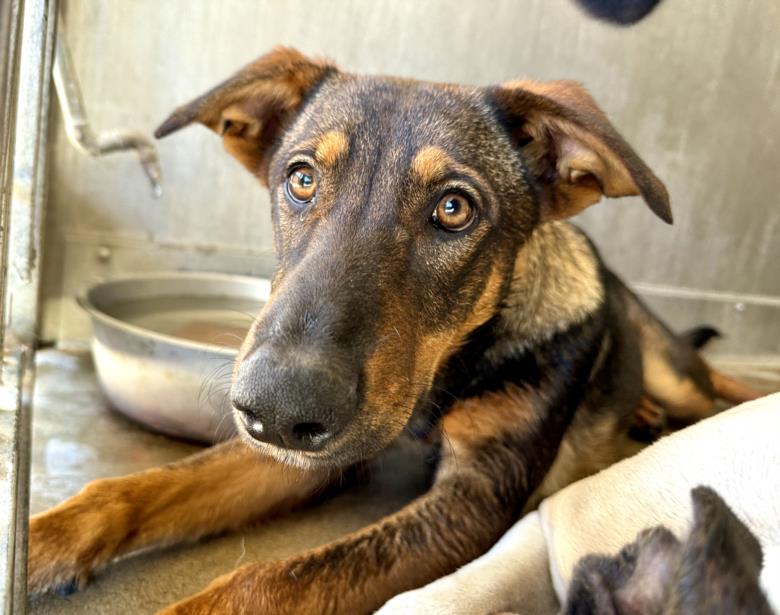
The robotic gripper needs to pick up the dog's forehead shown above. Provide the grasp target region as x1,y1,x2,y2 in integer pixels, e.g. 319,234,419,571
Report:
288,74,504,158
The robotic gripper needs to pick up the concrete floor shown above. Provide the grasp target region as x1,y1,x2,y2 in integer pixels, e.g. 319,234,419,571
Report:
27,350,431,614
26,350,780,614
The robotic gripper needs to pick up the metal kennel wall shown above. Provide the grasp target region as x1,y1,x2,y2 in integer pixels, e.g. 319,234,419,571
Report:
39,0,780,359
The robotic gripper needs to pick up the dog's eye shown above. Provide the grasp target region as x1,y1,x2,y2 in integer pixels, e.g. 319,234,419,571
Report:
286,166,318,204
431,194,475,232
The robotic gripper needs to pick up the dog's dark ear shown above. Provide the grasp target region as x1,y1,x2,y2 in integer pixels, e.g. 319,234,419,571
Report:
613,527,681,613
669,486,771,614
565,527,681,615
685,486,764,578
563,557,621,615
155,47,336,185
488,80,672,224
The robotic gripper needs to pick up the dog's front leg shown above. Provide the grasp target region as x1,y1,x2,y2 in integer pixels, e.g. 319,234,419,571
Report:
28,439,331,594
159,385,567,615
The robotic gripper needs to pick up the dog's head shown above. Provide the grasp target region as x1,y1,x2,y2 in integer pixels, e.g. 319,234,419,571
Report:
564,486,772,614
156,48,670,468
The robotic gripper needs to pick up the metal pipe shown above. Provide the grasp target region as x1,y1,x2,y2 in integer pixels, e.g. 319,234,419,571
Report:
52,19,163,198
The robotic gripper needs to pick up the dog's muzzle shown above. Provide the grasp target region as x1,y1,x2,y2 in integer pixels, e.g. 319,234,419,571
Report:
231,344,358,452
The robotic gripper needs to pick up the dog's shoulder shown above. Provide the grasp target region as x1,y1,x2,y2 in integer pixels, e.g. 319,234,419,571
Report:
423,223,610,408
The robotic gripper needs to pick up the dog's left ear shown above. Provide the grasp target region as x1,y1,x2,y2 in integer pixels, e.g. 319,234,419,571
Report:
489,80,672,223
673,486,768,608
155,47,336,185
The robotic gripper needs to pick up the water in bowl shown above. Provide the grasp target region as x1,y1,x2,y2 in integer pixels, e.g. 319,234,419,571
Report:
105,295,262,349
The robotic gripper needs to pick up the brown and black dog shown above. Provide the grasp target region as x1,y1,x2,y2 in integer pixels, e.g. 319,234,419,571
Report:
27,49,758,614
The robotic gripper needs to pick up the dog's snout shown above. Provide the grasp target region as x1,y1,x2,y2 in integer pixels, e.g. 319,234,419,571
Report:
231,346,358,452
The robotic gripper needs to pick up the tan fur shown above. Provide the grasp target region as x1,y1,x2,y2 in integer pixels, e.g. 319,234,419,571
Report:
525,411,643,512
315,130,350,168
493,221,603,353
465,264,506,332
618,278,756,422
410,145,455,183
354,263,507,459
709,369,762,405
27,441,331,593
414,264,505,394
441,383,537,444
634,395,666,430
643,351,715,420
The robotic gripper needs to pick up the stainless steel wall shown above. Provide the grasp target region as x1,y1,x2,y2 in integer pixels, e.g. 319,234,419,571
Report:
42,0,780,357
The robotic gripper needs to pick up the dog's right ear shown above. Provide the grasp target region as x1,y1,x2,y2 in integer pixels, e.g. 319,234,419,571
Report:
155,47,336,185
488,79,672,224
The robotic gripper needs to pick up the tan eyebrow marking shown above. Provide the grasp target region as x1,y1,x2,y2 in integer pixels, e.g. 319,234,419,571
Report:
410,146,455,183
314,130,349,167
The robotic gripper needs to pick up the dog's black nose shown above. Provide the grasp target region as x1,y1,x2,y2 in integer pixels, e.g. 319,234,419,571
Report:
231,346,357,452
233,402,334,450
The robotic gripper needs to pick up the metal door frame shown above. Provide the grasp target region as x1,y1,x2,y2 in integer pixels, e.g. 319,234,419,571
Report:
0,0,56,611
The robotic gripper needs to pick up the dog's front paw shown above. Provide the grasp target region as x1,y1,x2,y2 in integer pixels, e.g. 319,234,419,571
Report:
27,479,134,595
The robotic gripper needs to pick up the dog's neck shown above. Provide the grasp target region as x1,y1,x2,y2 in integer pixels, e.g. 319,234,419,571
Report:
491,221,605,355
407,221,606,436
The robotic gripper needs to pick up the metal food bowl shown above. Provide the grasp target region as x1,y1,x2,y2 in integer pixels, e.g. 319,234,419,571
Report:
81,272,270,443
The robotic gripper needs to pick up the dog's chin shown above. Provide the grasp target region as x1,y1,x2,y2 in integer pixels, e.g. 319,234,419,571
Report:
236,434,332,471
234,419,402,471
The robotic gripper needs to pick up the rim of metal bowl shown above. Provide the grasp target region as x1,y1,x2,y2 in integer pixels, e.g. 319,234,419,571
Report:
80,271,271,356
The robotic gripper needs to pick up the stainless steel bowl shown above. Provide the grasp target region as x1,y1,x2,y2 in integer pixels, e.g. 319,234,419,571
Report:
81,272,270,443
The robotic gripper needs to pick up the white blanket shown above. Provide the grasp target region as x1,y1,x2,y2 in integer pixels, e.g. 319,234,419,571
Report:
377,392,780,614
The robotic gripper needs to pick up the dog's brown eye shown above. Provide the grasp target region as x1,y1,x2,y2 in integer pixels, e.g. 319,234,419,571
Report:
286,166,318,204
432,194,475,232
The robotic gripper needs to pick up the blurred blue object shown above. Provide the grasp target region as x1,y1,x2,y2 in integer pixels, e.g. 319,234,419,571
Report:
574,0,663,25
